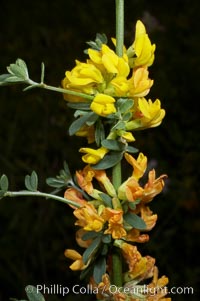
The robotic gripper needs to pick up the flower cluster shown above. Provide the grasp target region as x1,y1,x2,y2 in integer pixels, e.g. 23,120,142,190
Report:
59,18,171,300
0,3,171,300
64,152,169,300
62,21,165,167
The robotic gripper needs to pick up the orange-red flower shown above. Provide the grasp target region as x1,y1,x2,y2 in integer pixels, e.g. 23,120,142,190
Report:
64,187,87,209
64,249,86,271
143,169,167,203
102,207,126,239
74,203,105,232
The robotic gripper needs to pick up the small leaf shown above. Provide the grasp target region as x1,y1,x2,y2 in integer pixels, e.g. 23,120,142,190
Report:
69,112,95,136
30,171,38,191
117,98,134,113
111,121,126,131
25,171,38,191
128,199,141,210
122,112,132,121
82,236,101,264
99,193,113,207
67,102,91,110
93,256,106,283
95,120,105,147
124,212,146,230
93,151,123,170
0,174,9,191
101,234,112,244
7,59,29,80
126,145,139,154
82,231,99,241
101,139,126,151
46,177,66,188
25,285,45,301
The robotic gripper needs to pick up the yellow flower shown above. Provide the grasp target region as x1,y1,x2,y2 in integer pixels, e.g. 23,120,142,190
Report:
124,152,147,180
129,20,156,68
64,187,87,209
117,130,135,142
76,229,92,248
143,169,167,203
146,266,171,301
90,93,116,117
64,60,104,94
110,76,129,96
88,44,130,77
94,169,116,197
121,243,154,282
137,97,165,128
102,207,127,239
79,146,108,164
75,124,95,144
128,67,153,98
64,249,86,271
125,228,149,243
74,203,105,232
140,205,157,231
76,165,95,195
118,177,144,202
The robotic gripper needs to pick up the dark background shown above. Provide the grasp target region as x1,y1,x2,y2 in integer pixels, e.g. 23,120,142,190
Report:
0,0,199,300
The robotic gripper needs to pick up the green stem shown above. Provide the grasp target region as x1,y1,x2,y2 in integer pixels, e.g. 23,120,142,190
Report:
41,84,94,100
115,0,124,57
111,0,125,289
4,190,81,208
112,248,123,287
25,80,94,101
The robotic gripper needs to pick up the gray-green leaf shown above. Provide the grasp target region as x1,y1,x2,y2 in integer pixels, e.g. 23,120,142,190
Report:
25,171,38,192
25,285,45,301
0,174,9,192
93,151,123,170
124,212,146,230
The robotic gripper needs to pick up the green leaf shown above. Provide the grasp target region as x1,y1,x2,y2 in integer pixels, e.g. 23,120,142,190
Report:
0,74,15,85
101,234,112,244
122,112,132,121
0,190,6,199
116,98,134,113
7,59,29,80
25,171,38,192
93,256,106,283
69,112,95,136
111,121,126,131
128,199,141,210
46,177,66,188
67,102,91,110
0,174,9,191
95,120,105,147
101,139,126,151
99,193,113,207
93,151,123,170
124,212,146,230
126,145,139,154
85,33,108,52
82,231,99,241
25,285,45,301
82,236,101,264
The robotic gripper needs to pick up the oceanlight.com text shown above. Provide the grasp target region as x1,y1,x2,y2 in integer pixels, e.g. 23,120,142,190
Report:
25,284,194,297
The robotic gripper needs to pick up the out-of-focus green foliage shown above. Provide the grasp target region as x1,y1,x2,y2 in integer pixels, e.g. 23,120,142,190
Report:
0,0,199,300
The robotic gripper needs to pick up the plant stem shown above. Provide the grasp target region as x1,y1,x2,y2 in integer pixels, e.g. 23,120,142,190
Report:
4,190,81,208
25,80,94,101
111,0,125,289
112,248,123,287
115,0,124,57
41,84,94,100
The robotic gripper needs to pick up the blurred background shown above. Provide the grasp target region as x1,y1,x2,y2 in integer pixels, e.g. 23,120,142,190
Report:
0,0,199,300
